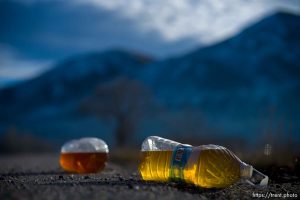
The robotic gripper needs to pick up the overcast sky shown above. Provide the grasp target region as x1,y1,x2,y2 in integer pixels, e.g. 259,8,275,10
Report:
0,0,299,86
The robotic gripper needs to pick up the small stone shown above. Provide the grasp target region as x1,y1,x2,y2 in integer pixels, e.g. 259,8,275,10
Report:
118,176,124,181
58,175,64,180
84,175,90,179
127,184,139,190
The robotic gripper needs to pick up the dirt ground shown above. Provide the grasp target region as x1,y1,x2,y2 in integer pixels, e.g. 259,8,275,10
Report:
0,154,299,200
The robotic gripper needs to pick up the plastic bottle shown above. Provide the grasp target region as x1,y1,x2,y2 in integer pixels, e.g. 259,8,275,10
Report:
60,137,109,173
139,136,268,188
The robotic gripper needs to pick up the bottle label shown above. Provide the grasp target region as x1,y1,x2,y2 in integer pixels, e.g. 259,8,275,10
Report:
169,145,192,181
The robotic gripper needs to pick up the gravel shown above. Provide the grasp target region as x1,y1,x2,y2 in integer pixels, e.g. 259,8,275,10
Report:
0,154,299,200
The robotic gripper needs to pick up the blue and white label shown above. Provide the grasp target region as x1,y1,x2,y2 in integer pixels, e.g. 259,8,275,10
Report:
170,145,192,181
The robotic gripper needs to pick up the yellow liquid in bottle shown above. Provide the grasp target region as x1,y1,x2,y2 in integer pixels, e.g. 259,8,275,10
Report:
139,151,173,181
139,147,242,188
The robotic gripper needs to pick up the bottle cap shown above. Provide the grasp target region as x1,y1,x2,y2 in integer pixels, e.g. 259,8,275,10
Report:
247,167,269,186
240,162,269,186
240,162,253,178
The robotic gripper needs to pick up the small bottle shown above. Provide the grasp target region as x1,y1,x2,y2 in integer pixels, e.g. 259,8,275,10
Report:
60,137,109,173
139,136,268,188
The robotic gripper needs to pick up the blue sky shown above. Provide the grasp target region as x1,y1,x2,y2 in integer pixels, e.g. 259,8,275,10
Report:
0,0,299,87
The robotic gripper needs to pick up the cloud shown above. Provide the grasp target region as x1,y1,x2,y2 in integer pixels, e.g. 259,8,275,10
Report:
7,0,300,54
1,0,298,85
71,0,300,44
1,0,199,59
11,0,300,44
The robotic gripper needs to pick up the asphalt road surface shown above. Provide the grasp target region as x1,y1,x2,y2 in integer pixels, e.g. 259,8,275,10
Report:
0,154,299,200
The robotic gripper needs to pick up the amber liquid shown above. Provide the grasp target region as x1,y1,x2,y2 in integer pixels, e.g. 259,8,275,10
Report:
139,148,241,188
60,152,108,173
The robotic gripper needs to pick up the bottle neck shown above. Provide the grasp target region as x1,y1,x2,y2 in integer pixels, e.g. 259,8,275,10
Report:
240,162,253,178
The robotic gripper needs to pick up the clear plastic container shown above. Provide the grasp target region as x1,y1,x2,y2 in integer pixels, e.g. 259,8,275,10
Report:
60,137,109,173
139,136,268,188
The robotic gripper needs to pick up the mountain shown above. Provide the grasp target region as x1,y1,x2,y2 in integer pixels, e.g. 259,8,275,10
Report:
137,12,300,138
143,12,300,85
0,49,152,120
0,12,299,145
141,12,300,109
